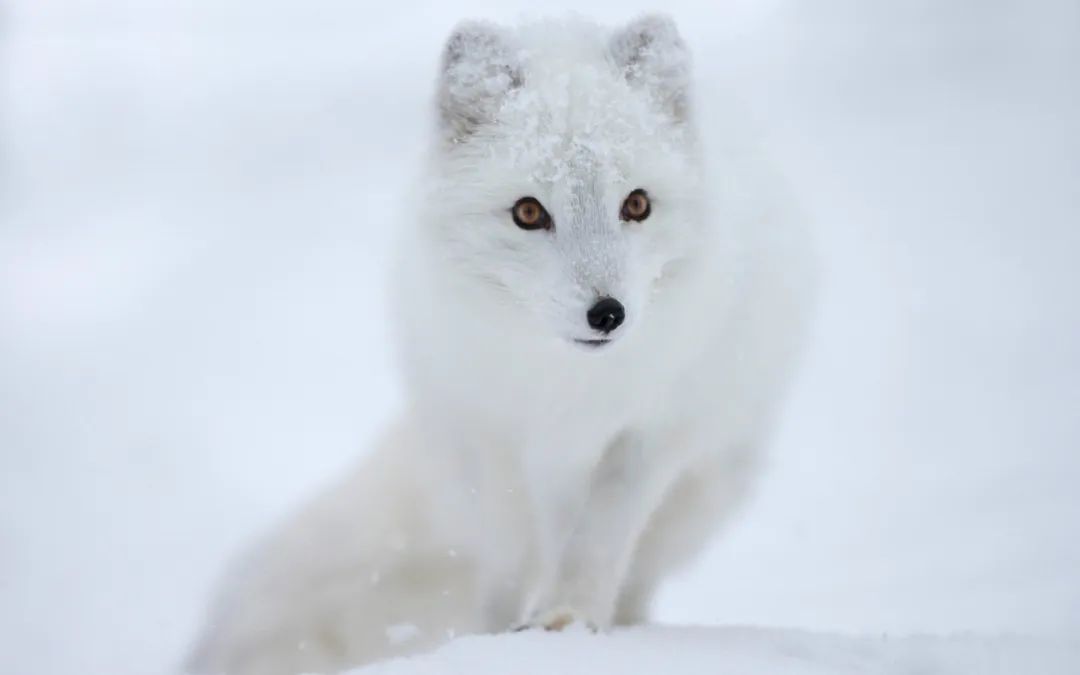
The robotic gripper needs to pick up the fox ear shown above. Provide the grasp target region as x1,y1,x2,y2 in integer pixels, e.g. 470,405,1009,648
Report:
610,14,691,121
439,21,523,141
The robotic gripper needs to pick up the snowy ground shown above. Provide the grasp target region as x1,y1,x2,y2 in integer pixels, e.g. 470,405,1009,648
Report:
348,627,1080,675
2,1,1079,674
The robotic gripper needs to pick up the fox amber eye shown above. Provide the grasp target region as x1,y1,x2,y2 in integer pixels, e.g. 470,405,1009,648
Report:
621,189,651,222
511,197,551,230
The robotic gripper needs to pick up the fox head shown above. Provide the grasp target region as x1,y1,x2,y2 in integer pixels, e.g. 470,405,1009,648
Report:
424,15,705,350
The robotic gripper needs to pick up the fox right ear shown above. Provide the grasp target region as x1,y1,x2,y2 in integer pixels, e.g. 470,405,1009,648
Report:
438,21,523,142
610,14,691,122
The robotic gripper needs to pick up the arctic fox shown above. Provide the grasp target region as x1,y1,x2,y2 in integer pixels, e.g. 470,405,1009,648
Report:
188,14,812,675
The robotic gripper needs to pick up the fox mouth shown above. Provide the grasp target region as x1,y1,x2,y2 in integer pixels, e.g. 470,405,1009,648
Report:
573,338,613,349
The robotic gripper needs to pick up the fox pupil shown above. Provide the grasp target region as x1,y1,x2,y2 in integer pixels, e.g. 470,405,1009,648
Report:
621,190,651,222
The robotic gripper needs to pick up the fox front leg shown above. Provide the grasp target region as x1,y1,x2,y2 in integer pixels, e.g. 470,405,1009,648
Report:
515,430,603,632
519,430,685,631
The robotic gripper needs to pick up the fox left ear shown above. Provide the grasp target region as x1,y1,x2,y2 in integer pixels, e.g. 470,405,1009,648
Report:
438,21,523,142
610,14,691,122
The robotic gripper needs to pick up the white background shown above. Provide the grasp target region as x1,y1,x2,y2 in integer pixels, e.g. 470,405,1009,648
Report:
2,1,1078,673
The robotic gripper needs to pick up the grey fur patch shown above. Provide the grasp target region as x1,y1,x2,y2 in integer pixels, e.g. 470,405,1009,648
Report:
439,21,523,142
609,14,691,121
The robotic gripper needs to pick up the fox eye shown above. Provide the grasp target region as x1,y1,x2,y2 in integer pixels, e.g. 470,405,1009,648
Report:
620,189,651,222
511,197,552,231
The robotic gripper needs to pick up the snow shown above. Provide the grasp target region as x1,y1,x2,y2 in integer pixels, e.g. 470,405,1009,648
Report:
347,627,1080,675
1,1,1079,674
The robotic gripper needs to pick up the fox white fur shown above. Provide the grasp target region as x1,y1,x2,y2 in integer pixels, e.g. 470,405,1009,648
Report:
188,14,813,675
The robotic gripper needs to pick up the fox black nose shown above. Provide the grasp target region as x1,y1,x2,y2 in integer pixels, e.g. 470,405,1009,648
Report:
587,297,625,334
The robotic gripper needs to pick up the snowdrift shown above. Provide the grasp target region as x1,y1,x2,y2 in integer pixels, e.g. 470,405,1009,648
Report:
348,625,1080,675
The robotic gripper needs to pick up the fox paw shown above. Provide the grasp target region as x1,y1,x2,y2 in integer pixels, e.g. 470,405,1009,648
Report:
513,607,599,633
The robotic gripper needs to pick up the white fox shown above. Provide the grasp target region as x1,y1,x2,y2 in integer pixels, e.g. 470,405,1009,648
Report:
189,14,813,675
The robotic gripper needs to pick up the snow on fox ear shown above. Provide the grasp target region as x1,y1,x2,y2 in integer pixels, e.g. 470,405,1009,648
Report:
439,21,523,142
610,14,691,121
